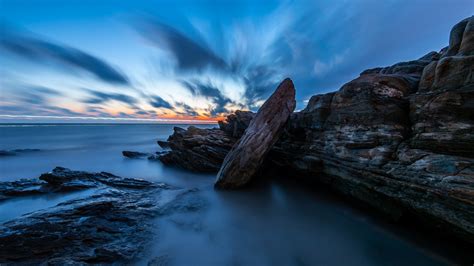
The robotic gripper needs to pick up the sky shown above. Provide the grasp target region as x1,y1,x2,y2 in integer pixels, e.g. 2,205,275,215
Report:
0,0,473,123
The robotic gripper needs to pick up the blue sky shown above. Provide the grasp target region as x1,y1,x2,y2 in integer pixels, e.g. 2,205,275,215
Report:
1,0,472,123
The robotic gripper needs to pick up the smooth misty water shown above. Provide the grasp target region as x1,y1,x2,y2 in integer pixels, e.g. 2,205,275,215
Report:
0,124,464,265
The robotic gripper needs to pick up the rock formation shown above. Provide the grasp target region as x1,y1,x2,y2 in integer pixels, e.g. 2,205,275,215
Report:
157,115,253,172
122,150,151,158
157,16,474,242
218,110,255,138
215,78,296,189
0,167,205,264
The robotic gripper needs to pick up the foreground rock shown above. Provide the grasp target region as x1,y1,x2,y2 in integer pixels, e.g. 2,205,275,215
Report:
0,167,205,264
1,166,155,201
215,78,296,189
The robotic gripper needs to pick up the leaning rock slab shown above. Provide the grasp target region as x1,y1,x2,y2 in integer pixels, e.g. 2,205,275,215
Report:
215,78,296,189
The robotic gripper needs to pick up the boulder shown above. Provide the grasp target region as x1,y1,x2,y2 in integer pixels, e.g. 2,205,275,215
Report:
158,126,237,172
218,110,255,138
215,78,296,189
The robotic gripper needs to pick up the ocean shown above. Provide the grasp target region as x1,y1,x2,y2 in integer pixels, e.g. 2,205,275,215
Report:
0,124,464,265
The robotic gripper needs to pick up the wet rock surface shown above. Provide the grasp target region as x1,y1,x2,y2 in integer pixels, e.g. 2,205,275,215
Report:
0,167,205,264
215,78,296,189
158,17,474,241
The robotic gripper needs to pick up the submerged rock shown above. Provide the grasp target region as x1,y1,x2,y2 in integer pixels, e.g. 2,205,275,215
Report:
0,168,206,264
122,150,151,158
215,78,296,189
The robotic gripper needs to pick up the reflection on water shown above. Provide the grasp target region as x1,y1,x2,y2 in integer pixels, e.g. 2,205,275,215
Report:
0,124,461,265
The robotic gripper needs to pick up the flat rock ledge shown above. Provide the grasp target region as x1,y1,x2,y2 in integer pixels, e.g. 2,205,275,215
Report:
0,167,205,264
215,78,296,189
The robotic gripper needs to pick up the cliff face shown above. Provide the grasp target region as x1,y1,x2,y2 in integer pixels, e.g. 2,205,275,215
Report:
159,17,474,241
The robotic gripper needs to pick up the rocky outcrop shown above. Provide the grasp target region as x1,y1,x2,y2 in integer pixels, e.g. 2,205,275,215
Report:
122,150,150,158
157,111,255,172
0,167,205,264
215,78,296,189
158,126,237,172
271,16,474,242
218,110,255,138
1,166,157,201
157,17,474,242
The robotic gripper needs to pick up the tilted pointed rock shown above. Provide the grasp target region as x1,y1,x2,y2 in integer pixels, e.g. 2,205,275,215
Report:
215,78,296,189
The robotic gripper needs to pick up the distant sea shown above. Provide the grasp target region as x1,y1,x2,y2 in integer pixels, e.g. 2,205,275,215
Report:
0,123,463,265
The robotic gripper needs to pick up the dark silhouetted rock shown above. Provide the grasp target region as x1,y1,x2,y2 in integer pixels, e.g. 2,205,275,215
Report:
215,78,296,189
157,140,170,149
157,112,255,171
218,110,255,138
122,150,151,158
158,126,237,172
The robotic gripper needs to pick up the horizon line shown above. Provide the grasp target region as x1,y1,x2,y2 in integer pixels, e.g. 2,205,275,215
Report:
0,115,219,124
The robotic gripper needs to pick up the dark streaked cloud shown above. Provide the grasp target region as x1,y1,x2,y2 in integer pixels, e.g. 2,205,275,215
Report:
82,90,137,106
0,28,130,85
181,80,233,115
174,102,199,117
136,20,227,72
149,95,173,109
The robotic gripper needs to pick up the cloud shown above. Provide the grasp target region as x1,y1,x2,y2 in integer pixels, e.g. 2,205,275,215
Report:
174,102,199,117
0,27,130,85
149,95,173,109
82,89,137,106
135,19,227,72
181,80,233,115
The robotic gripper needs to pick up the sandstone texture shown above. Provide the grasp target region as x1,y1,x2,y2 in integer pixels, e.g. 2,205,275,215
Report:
215,78,296,189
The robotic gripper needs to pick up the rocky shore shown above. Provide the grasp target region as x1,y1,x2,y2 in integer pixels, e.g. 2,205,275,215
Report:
0,167,205,264
157,16,474,242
